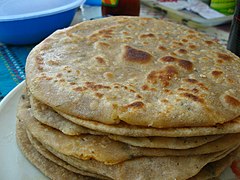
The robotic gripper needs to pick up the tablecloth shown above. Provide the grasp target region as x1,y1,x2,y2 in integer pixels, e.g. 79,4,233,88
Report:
0,4,231,101
0,45,32,101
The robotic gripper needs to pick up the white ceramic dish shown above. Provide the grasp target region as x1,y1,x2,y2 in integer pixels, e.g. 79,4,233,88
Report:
0,81,47,179
0,80,238,179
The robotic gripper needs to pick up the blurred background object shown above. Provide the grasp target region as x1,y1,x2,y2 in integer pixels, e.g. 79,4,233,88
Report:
85,0,101,6
210,0,236,15
0,0,85,45
227,0,240,56
141,0,234,27
102,0,140,16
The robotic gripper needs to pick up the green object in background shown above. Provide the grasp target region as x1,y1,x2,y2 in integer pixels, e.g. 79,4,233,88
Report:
210,0,236,15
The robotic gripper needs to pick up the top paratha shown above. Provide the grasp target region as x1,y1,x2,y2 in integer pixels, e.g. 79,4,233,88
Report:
26,16,240,128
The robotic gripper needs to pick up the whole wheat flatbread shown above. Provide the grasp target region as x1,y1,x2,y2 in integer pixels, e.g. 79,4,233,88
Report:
26,16,240,128
30,95,104,136
28,129,240,180
29,130,240,180
189,147,240,179
30,94,223,149
16,118,93,180
43,142,238,180
58,111,240,137
17,91,240,179
26,130,108,179
18,95,240,165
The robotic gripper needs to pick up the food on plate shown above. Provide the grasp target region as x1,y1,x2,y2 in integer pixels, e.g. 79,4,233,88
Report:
16,16,240,179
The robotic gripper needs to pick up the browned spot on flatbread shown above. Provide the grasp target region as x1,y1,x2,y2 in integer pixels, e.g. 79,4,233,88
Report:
217,53,233,61
212,70,223,78
95,57,106,64
178,60,193,71
136,94,142,99
217,59,224,64
142,85,149,90
37,66,43,71
73,87,87,92
140,33,155,38
123,46,153,64
48,60,59,65
227,78,235,84
126,101,144,109
187,34,195,39
158,46,167,51
192,88,199,93
56,73,63,78
178,49,188,54
224,95,240,107
185,78,198,84
173,41,183,46
95,93,104,98
70,82,76,85
102,34,112,38
164,89,172,94
182,39,188,43
181,93,204,103
147,65,178,87
197,82,208,91
36,56,43,65
46,77,53,81
188,44,197,50
98,29,113,35
170,52,177,56
205,40,214,45
161,99,169,103
85,82,111,91
98,42,110,48
188,30,195,33
178,88,199,94
160,56,176,62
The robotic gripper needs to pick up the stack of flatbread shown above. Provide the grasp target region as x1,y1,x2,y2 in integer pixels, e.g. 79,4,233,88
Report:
16,16,240,179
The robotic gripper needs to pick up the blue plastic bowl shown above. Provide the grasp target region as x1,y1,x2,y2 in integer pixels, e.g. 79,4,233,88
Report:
85,0,102,6
0,0,84,45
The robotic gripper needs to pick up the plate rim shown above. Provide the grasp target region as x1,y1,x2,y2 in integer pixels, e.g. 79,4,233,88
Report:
0,80,25,113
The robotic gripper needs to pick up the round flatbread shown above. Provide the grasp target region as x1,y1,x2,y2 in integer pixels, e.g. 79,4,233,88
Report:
18,94,240,165
16,118,94,180
58,111,240,137
26,16,240,128
29,94,223,149
43,142,238,180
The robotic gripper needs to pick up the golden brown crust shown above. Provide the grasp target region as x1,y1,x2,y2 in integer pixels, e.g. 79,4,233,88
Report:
26,16,240,128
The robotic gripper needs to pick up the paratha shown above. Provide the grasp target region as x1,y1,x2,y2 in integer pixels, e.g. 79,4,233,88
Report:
43,142,238,180
18,95,240,165
26,129,108,179
58,111,240,137
27,129,240,180
16,118,94,180
30,94,223,149
17,114,240,180
26,16,240,128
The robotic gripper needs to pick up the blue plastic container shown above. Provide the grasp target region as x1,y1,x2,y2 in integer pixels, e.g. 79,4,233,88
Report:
84,0,102,6
0,0,84,45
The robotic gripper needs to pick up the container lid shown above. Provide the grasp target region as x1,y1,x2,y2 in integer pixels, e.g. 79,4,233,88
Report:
0,0,84,21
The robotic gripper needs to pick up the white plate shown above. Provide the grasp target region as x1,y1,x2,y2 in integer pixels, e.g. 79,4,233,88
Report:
0,80,47,180
0,80,238,179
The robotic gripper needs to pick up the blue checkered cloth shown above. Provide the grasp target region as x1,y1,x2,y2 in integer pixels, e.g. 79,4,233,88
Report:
0,44,33,101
